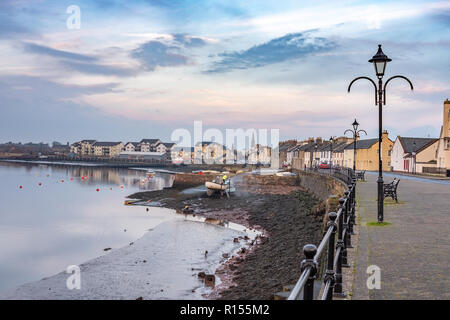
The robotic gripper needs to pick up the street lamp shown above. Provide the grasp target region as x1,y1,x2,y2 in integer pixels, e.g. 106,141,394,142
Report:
412,141,417,174
329,136,334,172
344,119,367,172
348,45,413,223
313,144,318,169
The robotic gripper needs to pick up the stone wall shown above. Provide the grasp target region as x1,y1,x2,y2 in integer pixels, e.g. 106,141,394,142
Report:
242,174,299,186
172,173,219,188
293,170,347,201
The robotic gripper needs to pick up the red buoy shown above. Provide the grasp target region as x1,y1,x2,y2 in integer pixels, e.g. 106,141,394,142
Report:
19,185,23,189
61,179,64,183
96,188,99,192
38,182,42,186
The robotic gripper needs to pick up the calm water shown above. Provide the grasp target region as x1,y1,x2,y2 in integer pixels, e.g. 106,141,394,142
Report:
0,161,181,293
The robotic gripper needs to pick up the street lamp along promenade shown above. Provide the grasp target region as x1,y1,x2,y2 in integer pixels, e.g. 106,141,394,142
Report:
347,45,413,223
344,119,367,171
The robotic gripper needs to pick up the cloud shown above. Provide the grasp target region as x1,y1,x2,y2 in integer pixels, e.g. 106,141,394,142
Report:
22,42,137,77
131,40,189,71
172,34,207,48
208,32,336,72
60,61,137,77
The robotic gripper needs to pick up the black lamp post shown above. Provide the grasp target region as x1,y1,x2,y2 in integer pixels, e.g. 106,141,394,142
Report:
344,119,367,171
329,136,334,172
412,141,417,174
314,144,318,169
348,44,413,223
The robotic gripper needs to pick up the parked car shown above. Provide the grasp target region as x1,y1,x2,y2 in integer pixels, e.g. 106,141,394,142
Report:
319,162,330,169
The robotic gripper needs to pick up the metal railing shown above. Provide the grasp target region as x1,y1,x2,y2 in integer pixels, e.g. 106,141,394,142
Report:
288,171,356,300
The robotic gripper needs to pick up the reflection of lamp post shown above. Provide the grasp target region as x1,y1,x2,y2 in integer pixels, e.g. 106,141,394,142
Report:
344,119,367,171
348,45,413,223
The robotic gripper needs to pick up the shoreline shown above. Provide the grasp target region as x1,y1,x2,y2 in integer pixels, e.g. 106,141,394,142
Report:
129,178,325,300
2,209,251,300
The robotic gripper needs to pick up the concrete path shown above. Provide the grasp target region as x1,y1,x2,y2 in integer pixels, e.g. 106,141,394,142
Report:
352,172,450,300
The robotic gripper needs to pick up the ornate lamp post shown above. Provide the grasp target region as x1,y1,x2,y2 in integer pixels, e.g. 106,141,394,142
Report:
329,136,334,172
314,144,318,169
344,119,367,171
348,45,413,222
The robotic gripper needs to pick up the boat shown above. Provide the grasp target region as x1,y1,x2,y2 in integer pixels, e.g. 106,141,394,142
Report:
205,181,228,191
205,176,235,197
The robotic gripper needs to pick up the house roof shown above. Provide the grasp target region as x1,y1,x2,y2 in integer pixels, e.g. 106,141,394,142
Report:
317,142,333,151
302,142,321,152
287,144,302,152
162,142,176,148
344,138,378,150
398,137,438,154
125,142,139,146
140,139,160,144
333,142,350,152
81,140,97,144
93,142,122,147
279,143,296,152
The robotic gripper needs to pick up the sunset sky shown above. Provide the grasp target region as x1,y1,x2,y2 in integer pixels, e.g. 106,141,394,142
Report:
1,0,449,144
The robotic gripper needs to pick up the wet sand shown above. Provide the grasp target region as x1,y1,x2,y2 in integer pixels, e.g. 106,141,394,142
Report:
129,180,324,300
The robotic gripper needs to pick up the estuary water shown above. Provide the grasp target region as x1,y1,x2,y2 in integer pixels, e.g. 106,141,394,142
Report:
0,161,244,299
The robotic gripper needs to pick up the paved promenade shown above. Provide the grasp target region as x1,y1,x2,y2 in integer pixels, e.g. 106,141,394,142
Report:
352,172,450,299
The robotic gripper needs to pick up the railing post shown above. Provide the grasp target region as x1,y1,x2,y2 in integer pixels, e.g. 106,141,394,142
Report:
351,178,357,231
301,244,318,300
334,198,347,298
342,193,350,266
345,186,353,250
324,212,337,300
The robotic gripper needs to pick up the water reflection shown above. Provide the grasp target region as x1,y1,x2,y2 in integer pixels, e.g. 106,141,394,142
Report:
0,162,175,294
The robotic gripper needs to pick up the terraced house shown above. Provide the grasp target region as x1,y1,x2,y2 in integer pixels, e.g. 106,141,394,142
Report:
139,139,161,152
391,137,438,174
92,142,124,158
343,131,394,171
70,140,123,158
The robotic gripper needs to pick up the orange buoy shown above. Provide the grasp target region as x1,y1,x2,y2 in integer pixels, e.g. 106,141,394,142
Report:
70,177,73,181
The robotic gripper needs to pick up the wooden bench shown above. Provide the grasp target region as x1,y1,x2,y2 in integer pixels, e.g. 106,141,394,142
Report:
383,178,400,202
356,170,366,181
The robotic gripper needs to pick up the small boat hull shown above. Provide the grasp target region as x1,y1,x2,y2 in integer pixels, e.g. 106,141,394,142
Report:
205,181,227,191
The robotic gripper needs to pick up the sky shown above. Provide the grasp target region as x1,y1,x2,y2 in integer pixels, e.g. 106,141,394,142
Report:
0,0,449,145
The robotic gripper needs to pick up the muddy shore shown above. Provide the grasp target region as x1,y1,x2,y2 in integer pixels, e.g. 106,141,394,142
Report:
128,177,325,300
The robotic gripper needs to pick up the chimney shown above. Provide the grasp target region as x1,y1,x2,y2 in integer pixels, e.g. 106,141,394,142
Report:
382,130,389,141
444,99,450,138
